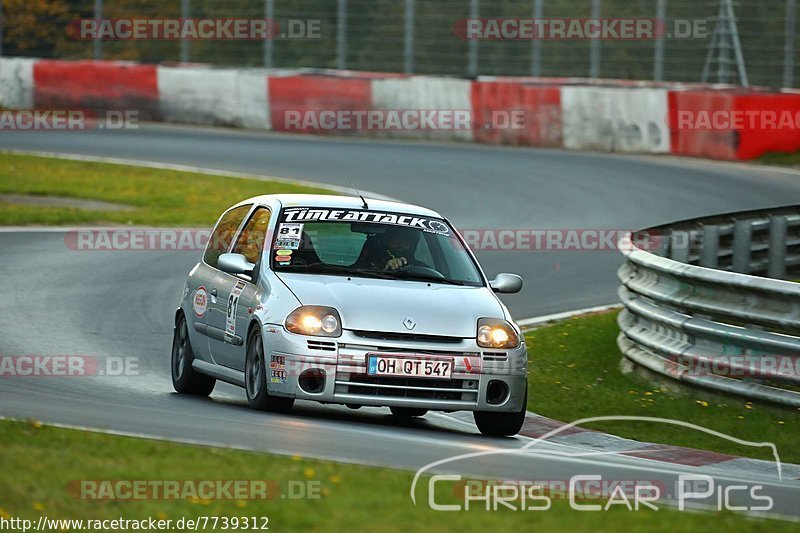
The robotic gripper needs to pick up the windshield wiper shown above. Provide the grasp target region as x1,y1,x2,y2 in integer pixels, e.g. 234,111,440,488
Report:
277,263,396,280
390,272,468,286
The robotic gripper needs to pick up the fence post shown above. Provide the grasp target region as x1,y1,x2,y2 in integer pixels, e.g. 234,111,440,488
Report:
93,0,103,60
768,216,788,279
654,0,667,81
180,0,190,63
404,0,415,74
337,0,347,70
670,230,691,263
468,0,479,77
0,0,4,57
732,219,753,274
700,225,720,269
785,0,797,88
590,0,601,78
530,0,543,77
264,0,274,69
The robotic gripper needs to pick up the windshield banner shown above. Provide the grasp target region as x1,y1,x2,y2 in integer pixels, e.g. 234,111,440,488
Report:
281,208,451,236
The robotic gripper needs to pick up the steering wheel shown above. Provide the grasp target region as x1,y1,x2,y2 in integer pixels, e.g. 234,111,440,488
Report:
401,264,445,279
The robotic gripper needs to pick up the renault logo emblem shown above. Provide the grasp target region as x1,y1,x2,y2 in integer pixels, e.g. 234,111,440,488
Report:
403,317,416,331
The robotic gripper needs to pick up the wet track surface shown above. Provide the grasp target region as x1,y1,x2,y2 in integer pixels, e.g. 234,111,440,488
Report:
1,127,800,516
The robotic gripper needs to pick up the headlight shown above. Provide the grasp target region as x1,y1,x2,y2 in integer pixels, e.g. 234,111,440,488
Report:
477,318,520,349
286,306,342,337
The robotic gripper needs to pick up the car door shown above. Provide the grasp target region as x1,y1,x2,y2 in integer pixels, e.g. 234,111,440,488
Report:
195,204,252,365
208,206,273,371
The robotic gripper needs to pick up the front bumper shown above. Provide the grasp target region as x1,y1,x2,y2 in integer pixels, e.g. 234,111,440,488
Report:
262,325,528,412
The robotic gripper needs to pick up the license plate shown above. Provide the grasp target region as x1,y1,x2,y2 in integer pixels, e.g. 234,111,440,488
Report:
367,356,453,379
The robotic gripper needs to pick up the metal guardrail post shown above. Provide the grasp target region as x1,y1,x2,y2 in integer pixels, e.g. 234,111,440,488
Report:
530,0,543,77
785,0,797,88
468,0,480,77
404,0,415,74
180,0,190,63
700,225,720,269
0,0,4,57
768,215,788,279
337,0,347,70
93,0,103,60
669,230,690,263
732,219,753,274
654,0,667,82
590,0,601,79
264,0,274,69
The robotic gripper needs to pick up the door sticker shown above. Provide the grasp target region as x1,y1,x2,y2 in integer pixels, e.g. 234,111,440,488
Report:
225,280,247,338
193,287,208,317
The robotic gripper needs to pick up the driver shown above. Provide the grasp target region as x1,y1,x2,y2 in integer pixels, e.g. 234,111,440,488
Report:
356,226,421,272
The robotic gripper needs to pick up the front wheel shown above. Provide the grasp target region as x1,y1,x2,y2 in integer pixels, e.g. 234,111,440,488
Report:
474,388,527,437
245,329,294,413
171,314,216,396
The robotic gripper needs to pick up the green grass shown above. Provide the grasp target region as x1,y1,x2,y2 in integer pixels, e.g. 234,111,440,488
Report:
758,151,800,166
0,153,333,226
0,420,783,532
525,310,800,464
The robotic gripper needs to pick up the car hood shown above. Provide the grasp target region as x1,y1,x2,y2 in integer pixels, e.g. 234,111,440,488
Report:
275,273,504,338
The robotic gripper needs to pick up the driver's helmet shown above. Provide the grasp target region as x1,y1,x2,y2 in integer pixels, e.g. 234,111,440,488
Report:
384,226,419,256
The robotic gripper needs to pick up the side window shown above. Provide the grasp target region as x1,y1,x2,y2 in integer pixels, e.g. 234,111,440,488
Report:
204,205,251,268
233,207,272,264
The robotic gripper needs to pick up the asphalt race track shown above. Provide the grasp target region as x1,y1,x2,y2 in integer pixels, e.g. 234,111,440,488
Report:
1,126,800,516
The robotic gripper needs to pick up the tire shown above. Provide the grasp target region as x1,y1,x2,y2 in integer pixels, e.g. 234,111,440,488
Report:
390,407,428,418
171,314,216,396
473,388,527,437
245,329,294,412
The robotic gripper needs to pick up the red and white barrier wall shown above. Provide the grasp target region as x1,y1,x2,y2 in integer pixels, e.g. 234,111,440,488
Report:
2,57,800,161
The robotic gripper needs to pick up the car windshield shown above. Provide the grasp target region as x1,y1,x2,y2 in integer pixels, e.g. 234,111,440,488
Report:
271,207,484,287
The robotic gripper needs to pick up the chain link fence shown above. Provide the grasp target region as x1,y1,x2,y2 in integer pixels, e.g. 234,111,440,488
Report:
1,0,798,88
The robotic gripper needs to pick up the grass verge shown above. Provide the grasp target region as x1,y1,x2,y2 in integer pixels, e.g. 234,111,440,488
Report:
0,420,778,532
525,310,800,464
758,151,800,167
0,153,333,226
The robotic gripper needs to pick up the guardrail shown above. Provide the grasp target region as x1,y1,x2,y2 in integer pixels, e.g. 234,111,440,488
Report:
617,205,800,407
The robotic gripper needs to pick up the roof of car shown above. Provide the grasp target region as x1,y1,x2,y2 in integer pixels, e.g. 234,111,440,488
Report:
241,194,444,219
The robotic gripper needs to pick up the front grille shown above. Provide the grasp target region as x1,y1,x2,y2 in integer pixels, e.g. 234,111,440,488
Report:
307,340,336,352
350,330,465,344
482,352,508,361
336,374,478,402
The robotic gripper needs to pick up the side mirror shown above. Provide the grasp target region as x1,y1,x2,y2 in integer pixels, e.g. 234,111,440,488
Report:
218,253,255,279
489,273,523,294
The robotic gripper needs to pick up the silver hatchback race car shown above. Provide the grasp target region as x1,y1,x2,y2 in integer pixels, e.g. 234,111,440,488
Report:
172,194,528,436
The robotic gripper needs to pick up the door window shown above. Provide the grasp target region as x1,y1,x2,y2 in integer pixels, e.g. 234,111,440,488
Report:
233,207,272,264
203,205,251,268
